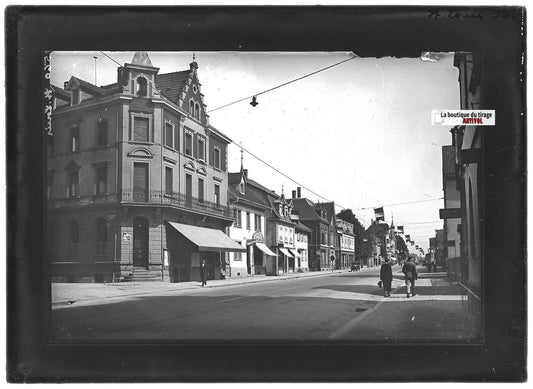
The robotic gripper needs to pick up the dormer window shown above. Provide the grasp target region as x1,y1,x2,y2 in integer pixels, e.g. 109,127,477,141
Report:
239,180,245,195
72,88,80,105
136,77,148,97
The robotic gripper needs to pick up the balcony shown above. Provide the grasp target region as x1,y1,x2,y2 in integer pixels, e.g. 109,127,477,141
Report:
121,189,230,218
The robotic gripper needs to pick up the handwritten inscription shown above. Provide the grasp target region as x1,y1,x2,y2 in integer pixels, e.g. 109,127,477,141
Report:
44,53,53,136
428,9,520,21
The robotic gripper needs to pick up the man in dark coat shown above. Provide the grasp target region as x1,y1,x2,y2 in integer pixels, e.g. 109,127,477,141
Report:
380,256,393,297
402,257,418,298
200,259,208,287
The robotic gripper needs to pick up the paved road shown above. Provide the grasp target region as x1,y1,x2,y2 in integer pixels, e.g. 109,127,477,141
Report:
52,266,478,341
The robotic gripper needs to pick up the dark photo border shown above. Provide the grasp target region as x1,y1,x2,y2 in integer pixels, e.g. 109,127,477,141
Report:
6,6,526,382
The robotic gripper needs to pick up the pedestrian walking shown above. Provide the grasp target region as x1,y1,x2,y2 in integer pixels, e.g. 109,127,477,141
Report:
330,254,336,272
402,257,418,298
380,256,393,297
200,259,208,287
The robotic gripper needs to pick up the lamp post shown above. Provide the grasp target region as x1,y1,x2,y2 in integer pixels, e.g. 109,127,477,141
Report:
362,238,368,268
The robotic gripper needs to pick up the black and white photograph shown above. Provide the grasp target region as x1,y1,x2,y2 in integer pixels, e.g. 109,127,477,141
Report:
7,6,526,382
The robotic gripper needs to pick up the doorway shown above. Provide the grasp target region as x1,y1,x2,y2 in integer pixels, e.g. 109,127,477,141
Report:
133,216,149,268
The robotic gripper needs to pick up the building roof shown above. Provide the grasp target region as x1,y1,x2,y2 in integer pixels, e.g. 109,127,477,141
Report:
365,222,390,237
155,70,190,104
295,221,312,233
291,198,328,222
50,84,70,100
442,145,456,176
72,76,107,95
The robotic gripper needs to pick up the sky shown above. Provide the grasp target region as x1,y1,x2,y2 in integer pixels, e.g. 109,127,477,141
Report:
50,51,460,251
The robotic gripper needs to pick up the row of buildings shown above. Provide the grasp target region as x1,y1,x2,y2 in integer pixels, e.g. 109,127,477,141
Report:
438,52,483,294
46,52,356,283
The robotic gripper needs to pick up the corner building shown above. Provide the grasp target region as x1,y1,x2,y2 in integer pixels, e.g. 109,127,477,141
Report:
47,52,243,283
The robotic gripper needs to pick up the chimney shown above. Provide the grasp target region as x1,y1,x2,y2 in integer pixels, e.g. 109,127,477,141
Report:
243,169,248,179
117,66,125,85
297,187,301,198
292,190,296,199
63,81,69,90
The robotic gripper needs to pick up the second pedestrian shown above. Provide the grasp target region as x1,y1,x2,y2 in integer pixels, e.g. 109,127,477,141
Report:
380,255,393,297
200,259,208,287
402,257,418,298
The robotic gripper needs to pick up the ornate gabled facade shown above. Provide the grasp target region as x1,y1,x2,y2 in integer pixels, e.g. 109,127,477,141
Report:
47,52,243,283
227,168,275,277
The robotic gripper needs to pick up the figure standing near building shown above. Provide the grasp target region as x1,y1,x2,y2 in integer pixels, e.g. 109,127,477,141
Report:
380,255,393,297
330,254,336,272
200,260,208,287
402,257,418,298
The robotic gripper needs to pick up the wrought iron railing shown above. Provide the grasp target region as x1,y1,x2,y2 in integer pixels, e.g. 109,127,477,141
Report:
48,193,118,208
121,189,230,217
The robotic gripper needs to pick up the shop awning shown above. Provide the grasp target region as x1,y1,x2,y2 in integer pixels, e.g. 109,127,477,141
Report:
167,222,246,252
255,243,278,257
289,248,301,258
279,247,294,258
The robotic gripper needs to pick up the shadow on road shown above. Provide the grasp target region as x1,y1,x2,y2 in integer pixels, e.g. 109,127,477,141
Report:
312,284,384,296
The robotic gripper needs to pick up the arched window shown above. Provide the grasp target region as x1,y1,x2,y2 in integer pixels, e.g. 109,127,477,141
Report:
68,220,79,255
189,99,195,115
136,77,148,97
194,103,200,120
96,218,108,254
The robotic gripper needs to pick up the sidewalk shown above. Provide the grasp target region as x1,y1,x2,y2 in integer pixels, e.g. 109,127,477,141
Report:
52,265,381,306
332,266,481,341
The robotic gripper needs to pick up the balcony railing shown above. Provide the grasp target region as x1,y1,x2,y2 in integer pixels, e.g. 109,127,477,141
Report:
121,189,230,217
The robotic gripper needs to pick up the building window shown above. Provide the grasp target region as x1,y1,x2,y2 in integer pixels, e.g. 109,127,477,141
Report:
136,77,148,97
254,214,262,232
198,178,204,203
197,136,205,161
96,121,108,147
67,170,79,197
185,174,192,205
234,209,242,227
70,127,79,152
164,121,174,149
278,226,284,243
189,99,194,116
234,251,242,261
68,220,79,255
214,147,221,170
214,184,220,207
165,166,173,195
184,130,193,156
246,212,251,230
95,166,107,195
132,115,151,143
289,228,293,245
96,218,108,254
194,103,200,120
284,227,289,243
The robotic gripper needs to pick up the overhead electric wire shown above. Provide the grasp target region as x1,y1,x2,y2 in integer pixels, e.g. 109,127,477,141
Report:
206,54,359,113
355,197,444,210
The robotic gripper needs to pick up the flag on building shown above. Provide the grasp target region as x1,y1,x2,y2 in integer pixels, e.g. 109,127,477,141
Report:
374,207,384,221
397,225,404,234
405,234,411,242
